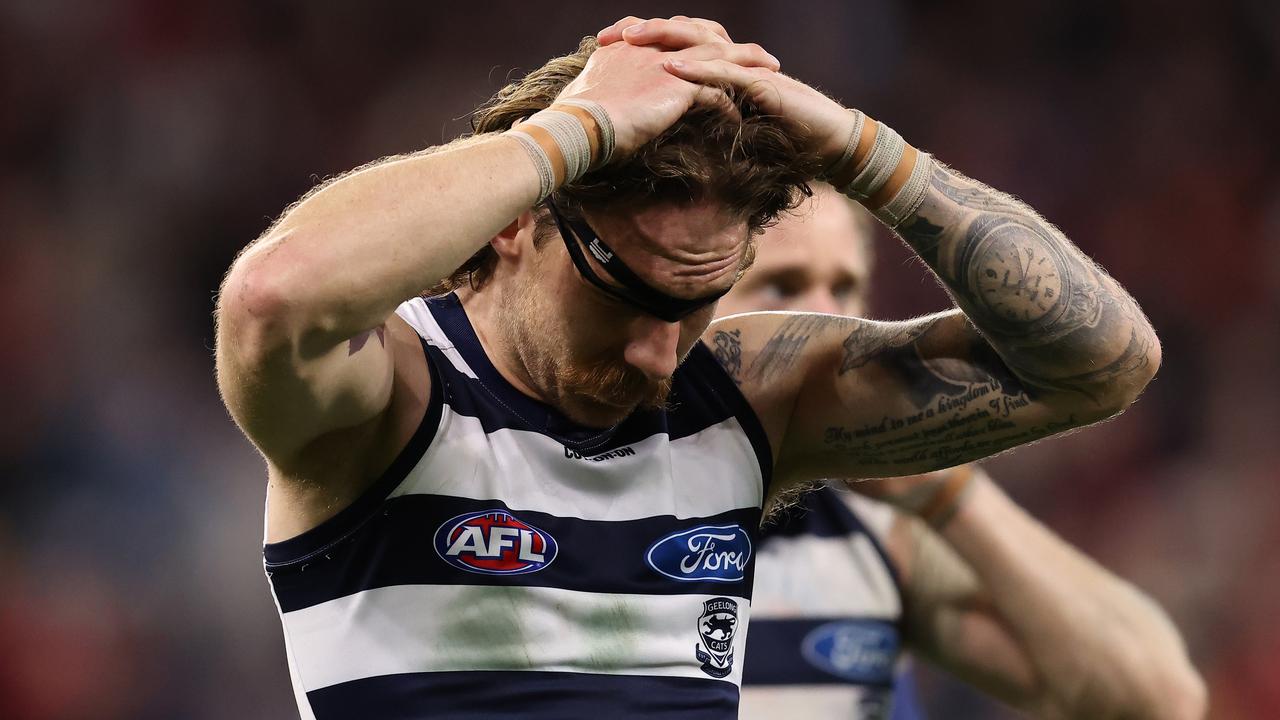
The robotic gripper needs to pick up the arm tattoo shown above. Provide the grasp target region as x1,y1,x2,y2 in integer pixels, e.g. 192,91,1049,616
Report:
839,317,941,374
894,163,1158,404
710,329,744,384
347,325,386,355
748,314,851,382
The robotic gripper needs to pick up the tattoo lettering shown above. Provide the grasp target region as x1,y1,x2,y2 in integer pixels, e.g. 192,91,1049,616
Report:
710,329,743,385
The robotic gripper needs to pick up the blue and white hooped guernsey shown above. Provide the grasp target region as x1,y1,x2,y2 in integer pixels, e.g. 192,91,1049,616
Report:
739,487,925,720
264,293,774,720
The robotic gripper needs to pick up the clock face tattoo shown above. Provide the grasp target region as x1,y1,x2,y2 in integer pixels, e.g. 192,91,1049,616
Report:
963,218,1069,330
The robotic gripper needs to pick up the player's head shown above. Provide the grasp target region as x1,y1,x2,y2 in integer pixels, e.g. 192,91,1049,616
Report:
434,37,818,426
715,183,876,319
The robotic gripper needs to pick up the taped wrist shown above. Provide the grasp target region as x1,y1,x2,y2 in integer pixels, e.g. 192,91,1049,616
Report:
505,100,615,203
840,121,905,201
822,110,866,180
874,150,934,229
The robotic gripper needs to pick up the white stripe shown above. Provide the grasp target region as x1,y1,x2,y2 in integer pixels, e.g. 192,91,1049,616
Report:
282,584,752,691
751,534,901,619
392,409,764,520
740,685,883,720
395,297,478,378
263,495,320,720
843,491,895,542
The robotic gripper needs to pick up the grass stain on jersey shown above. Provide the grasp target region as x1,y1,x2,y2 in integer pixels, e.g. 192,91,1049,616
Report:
436,587,535,670
580,599,642,671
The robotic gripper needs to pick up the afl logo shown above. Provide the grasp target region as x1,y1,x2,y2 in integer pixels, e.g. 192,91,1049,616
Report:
433,510,558,575
646,524,752,582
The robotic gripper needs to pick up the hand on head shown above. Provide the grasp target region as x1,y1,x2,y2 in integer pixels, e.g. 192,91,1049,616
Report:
553,16,778,158
594,15,857,166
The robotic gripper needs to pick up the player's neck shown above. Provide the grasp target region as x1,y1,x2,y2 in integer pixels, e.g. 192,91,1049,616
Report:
455,285,553,407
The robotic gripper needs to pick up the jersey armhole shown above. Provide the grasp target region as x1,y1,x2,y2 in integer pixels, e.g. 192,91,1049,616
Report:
264,336,444,567
688,340,776,502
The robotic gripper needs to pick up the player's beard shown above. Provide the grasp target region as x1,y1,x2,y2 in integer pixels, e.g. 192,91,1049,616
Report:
554,357,672,418
498,268,672,427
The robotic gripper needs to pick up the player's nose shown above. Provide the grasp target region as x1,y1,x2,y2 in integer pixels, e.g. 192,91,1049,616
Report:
623,315,681,380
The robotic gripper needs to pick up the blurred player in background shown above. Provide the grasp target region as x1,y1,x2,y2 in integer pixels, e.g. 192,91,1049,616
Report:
728,184,1207,719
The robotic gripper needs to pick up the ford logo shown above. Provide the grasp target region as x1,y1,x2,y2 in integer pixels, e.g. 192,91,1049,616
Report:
434,510,558,575
646,524,752,582
801,620,898,684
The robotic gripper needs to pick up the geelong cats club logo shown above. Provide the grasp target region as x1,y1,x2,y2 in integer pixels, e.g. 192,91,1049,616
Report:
695,597,739,678
433,510,558,575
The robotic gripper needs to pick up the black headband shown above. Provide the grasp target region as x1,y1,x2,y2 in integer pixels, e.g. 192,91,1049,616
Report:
546,202,729,323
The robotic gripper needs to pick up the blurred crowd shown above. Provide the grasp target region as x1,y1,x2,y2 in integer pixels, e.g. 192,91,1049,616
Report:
2,1,1276,718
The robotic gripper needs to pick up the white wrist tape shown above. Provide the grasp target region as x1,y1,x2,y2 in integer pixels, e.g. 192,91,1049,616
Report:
555,99,615,167
875,151,934,228
507,129,556,203
823,110,865,180
530,109,592,184
841,121,905,201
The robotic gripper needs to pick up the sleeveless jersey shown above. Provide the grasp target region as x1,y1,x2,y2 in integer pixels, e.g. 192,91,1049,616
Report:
263,293,774,720
740,486,924,720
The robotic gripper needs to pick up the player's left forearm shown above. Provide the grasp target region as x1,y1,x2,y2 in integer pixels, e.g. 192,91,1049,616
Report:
851,132,1161,414
939,471,1206,718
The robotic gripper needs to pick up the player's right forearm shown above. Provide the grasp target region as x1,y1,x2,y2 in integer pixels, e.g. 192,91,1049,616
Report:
940,474,1207,719
221,134,540,358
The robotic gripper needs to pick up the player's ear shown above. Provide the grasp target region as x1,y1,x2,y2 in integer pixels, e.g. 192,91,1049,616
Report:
490,210,533,261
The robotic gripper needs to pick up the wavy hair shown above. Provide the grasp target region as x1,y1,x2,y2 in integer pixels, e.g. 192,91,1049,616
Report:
431,36,821,294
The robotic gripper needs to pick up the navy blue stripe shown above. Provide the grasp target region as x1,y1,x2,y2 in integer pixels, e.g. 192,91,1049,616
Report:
268,493,761,613
762,487,903,590
264,336,444,566
759,488,907,632
761,486,878,541
742,617,899,687
424,294,773,487
306,670,739,720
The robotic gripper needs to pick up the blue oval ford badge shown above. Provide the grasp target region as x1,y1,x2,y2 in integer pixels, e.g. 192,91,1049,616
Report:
434,509,558,575
646,524,752,582
801,620,899,684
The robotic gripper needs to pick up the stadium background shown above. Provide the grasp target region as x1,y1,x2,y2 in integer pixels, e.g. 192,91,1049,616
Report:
2,1,1276,717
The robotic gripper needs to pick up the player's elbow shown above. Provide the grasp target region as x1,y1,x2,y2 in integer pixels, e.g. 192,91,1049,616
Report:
215,235,311,370
1081,329,1164,420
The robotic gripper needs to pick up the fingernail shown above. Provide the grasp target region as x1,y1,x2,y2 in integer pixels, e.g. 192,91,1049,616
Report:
625,22,646,35
669,59,685,68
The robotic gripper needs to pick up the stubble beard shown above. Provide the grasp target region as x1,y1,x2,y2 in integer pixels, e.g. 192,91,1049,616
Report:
498,276,672,428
